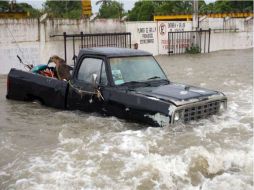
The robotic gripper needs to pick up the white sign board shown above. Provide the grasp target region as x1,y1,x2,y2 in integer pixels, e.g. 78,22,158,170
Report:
158,21,192,54
126,22,158,55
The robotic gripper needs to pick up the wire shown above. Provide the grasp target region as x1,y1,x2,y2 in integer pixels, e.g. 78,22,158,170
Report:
4,20,31,69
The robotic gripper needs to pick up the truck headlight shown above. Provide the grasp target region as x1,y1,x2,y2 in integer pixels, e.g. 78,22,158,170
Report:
174,112,180,121
219,101,226,112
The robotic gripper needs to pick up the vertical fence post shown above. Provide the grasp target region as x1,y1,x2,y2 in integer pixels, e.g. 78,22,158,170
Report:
63,32,67,62
199,28,202,53
208,28,211,53
129,33,131,48
168,32,170,56
72,36,76,65
171,33,174,55
80,32,84,48
204,30,206,53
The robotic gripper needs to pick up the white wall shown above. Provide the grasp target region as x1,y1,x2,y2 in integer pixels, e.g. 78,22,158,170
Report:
210,31,253,51
0,18,125,74
0,19,39,43
0,18,253,74
0,19,40,74
125,21,193,55
126,21,158,55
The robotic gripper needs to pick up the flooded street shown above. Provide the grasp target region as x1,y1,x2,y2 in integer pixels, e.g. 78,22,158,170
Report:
0,49,253,190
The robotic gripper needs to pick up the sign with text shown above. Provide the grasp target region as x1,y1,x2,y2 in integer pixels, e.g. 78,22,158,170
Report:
126,22,158,55
158,21,192,54
82,0,92,17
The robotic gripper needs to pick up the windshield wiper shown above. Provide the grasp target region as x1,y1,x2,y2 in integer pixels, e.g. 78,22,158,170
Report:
119,81,150,87
147,76,161,80
146,77,170,85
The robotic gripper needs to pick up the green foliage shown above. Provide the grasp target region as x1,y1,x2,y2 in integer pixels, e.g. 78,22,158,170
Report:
137,1,155,21
173,1,192,14
128,0,193,21
0,1,9,12
43,0,82,19
199,2,214,14
128,1,156,21
96,0,111,6
127,0,254,21
17,3,41,17
186,44,200,54
0,1,41,17
98,1,124,19
213,1,253,12
154,1,175,15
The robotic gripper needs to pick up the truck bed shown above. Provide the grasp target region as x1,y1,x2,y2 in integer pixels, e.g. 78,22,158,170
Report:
7,69,68,109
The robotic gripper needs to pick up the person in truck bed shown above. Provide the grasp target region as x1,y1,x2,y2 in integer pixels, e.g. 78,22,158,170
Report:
47,55,72,81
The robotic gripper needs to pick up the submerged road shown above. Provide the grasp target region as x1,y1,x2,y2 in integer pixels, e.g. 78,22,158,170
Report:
0,49,253,190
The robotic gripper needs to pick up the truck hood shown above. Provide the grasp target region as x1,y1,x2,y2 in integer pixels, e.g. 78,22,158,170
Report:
135,82,224,106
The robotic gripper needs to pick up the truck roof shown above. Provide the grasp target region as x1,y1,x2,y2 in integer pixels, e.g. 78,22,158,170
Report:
79,47,152,58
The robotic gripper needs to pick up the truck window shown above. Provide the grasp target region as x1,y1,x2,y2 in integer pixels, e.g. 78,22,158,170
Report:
110,56,167,85
77,58,107,85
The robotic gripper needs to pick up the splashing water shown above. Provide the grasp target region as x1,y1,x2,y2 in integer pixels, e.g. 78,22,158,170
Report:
0,49,253,190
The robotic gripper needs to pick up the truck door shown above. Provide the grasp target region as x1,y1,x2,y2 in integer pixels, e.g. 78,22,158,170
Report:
67,56,108,112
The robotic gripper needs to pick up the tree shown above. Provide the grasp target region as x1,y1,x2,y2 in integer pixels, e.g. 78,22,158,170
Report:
43,0,82,19
128,1,156,21
199,1,253,13
155,1,193,15
16,3,41,17
98,1,124,19
128,0,194,21
0,1,9,12
0,1,41,17
155,1,175,15
96,0,111,6
171,1,192,14
213,1,253,12
199,2,214,14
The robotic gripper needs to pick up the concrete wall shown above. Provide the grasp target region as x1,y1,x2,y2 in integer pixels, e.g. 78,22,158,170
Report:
126,18,252,55
0,18,126,74
126,21,158,55
210,31,253,51
200,18,253,51
0,17,253,74
125,21,193,55
0,19,40,74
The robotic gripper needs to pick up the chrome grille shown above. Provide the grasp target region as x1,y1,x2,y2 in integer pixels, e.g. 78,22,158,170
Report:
182,100,223,122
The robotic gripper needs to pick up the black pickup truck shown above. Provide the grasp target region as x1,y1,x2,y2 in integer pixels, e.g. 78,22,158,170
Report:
6,47,227,126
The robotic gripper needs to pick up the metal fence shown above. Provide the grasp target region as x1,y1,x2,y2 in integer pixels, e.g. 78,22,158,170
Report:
50,32,131,64
168,29,211,55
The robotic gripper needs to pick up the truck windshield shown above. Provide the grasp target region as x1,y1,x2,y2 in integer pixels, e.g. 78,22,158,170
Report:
110,56,167,85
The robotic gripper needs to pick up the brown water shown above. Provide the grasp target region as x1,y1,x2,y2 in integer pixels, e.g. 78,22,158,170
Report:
0,49,253,190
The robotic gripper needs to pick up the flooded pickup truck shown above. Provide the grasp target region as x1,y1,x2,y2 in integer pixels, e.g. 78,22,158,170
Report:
6,47,227,126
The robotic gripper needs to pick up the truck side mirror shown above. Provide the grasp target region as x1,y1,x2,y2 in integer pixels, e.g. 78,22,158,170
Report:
92,73,98,88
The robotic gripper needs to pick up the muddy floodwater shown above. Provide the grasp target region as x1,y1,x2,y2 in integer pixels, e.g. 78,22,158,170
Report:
0,49,253,190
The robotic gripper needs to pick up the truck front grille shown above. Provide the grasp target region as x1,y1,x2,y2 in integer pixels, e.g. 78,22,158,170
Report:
182,100,224,122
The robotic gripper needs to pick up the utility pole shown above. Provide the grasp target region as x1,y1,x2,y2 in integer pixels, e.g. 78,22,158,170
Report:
10,0,16,11
192,0,199,49
193,0,199,30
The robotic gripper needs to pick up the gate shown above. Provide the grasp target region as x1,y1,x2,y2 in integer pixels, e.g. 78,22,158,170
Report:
50,32,131,64
168,29,211,55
